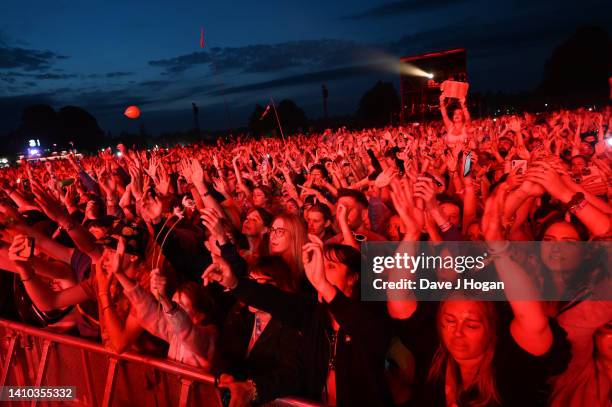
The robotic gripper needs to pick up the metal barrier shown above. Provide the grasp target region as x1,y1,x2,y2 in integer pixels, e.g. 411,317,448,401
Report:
0,319,322,407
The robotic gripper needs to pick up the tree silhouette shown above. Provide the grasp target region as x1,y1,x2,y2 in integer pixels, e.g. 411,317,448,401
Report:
248,100,308,136
277,99,308,134
16,104,105,152
539,26,612,107
19,104,58,145
356,81,400,127
56,106,105,151
248,104,274,136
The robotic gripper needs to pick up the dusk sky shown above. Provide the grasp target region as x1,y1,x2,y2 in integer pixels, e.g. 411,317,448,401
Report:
0,0,611,136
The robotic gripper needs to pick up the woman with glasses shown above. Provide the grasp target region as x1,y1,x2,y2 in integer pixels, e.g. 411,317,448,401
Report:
268,213,307,292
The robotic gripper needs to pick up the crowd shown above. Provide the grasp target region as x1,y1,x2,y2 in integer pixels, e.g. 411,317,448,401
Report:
0,96,610,406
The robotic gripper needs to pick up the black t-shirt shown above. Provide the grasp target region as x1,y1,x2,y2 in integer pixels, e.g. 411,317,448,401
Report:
397,303,571,407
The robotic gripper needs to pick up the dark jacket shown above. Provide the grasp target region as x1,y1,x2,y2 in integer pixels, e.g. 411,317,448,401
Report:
217,304,302,403
232,277,393,407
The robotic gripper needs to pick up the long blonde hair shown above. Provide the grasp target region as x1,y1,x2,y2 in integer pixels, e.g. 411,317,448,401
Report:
428,300,500,407
270,213,307,291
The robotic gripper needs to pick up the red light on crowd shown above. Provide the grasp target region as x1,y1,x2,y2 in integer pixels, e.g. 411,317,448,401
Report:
124,105,141,119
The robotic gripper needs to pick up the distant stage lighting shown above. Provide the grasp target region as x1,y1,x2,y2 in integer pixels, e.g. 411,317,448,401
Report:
427,73,434,79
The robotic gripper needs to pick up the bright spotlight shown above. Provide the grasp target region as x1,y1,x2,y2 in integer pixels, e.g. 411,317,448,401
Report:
427,73,434,79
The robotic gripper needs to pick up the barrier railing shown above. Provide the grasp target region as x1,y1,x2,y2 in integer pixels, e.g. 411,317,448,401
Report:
0,319,322,407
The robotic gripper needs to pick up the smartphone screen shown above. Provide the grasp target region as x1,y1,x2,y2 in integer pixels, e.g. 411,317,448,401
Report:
18,237,35,259
463,152,472,177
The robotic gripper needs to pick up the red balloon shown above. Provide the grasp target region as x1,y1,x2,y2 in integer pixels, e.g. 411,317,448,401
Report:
124,105,141,119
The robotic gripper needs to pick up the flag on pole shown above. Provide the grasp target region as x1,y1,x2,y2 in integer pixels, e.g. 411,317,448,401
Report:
259,104,271,120
200,27,205,49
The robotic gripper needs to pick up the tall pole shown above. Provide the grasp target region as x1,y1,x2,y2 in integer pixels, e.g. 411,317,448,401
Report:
192,102,200,135
270,98,286,144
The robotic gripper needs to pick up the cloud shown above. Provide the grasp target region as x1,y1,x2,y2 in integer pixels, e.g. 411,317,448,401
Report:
0,46,68,71
0,71,77,82
86,71,135,79
341,0,469,20
149,51,212,74
0,93,58,133
148,39,374,75
213,62,391,95
105,71,134,78
33,72,78,80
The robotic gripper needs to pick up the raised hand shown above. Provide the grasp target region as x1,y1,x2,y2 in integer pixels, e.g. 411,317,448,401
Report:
128,165,145,201
151,163,170,196
61,184,80,210
505,166,526,190
99,148,113,162
482,190,505,242
95,250,113,293
413,176,437,209
178,159,193,184
146,156,159,179
190,159,205,186
200,208,226,243
336,202,349,227
149,268,168,299
389,178,423,237
8,235,32,263
201,259,237,289
523,161,569,201
109,237,126,276
374,167,397,189
302,237,332,298
30,179,70,225
213,177,230,198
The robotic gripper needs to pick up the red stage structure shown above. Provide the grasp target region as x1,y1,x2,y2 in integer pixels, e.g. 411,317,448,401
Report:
400,48,468,123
